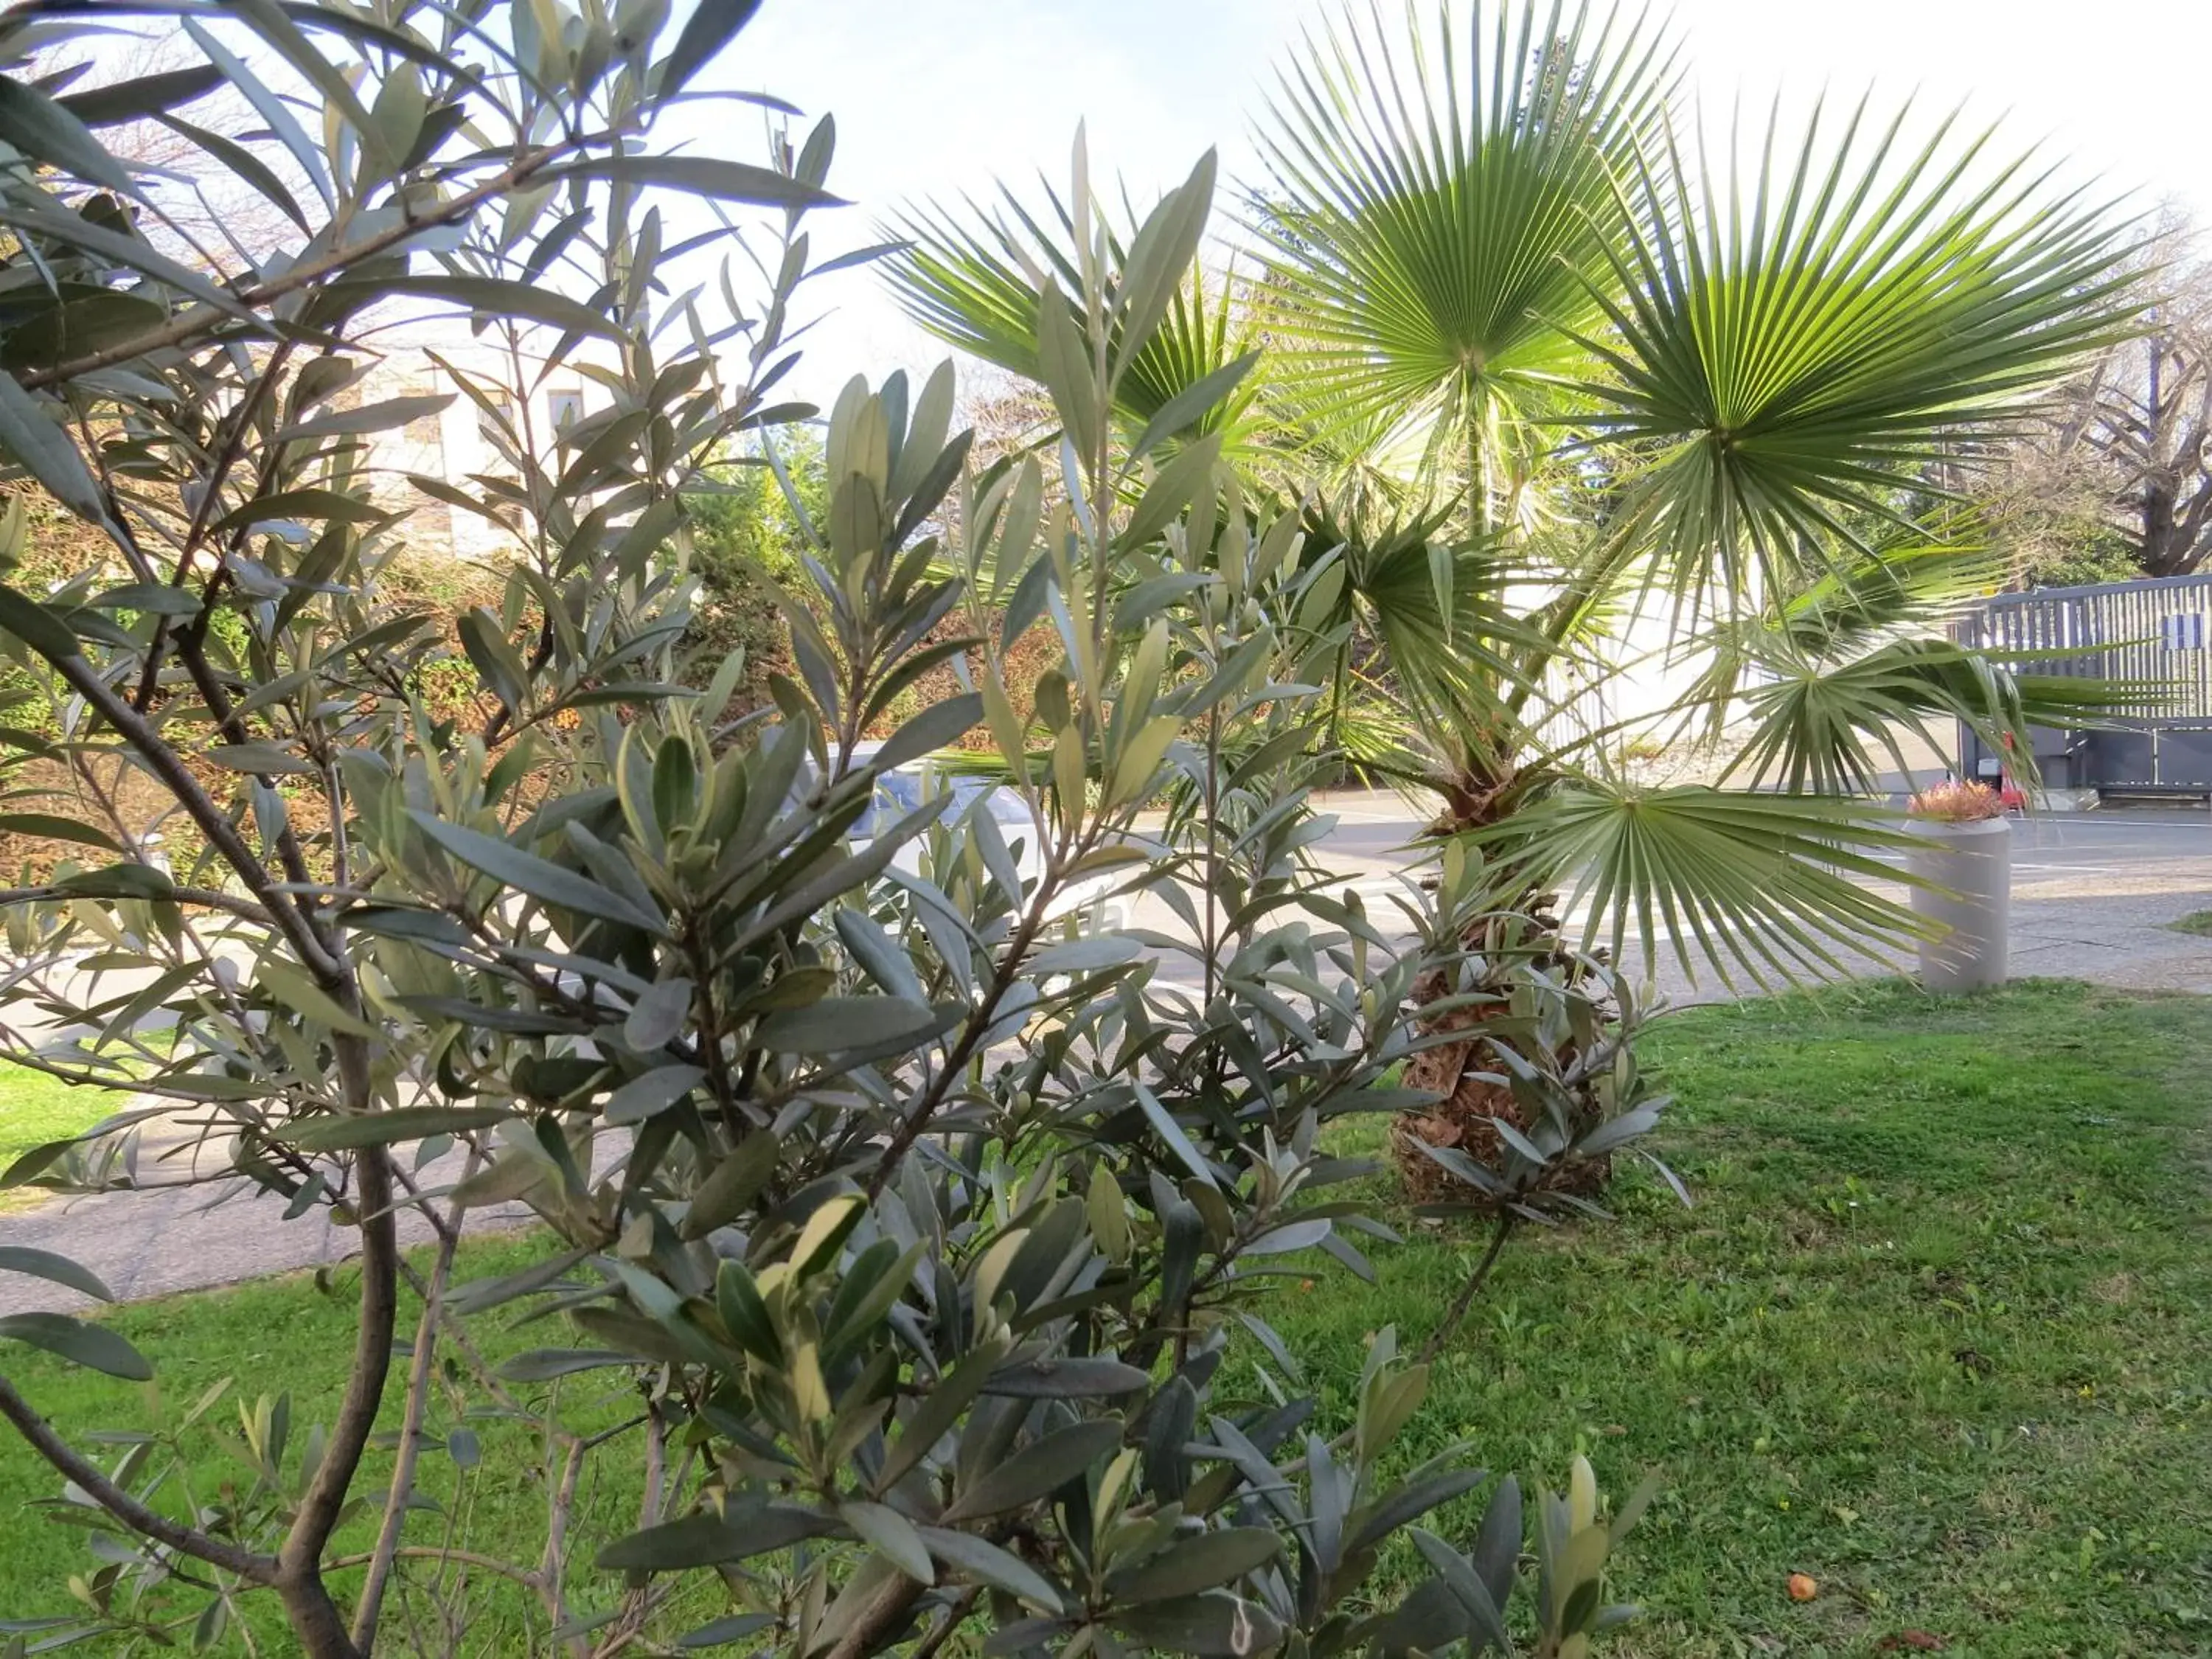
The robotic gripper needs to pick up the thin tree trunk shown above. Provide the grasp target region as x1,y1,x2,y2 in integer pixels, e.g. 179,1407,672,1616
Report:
276,1030,402,1659
352,1202,465,1652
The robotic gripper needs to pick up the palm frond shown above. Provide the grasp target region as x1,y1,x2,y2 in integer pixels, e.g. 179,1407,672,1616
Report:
1476,782,1924,989
1298,495,1554,742
1250,0,1677,498
1773,532,2011,647
1585,96,2149,602
883,178,1259,451
1248,364,1437,509
1662,527,2006,745
1723,636,2173,795
1502,525,1663,712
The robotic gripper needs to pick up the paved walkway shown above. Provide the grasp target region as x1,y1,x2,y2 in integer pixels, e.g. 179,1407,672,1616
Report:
1999,815,2212,992
0,1134,546,1316
7,807,2212,1317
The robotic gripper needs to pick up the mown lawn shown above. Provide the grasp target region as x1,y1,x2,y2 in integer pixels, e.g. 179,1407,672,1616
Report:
1267,979,2212,1657
0,980,2207,1655
0,1059,140,1214
0,1230,686,1655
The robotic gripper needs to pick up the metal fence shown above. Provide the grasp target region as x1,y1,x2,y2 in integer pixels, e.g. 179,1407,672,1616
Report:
1958,574,2212,794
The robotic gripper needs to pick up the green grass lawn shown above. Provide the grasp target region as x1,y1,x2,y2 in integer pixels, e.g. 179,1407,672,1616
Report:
0,1058,142,1211
1266,979,2212,1657
0,981,2207,1655
0,1231,677,1655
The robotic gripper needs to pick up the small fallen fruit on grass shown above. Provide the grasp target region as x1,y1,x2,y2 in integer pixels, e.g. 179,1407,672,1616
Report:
1787,1573,1819,1601
1875,1634,1947,1652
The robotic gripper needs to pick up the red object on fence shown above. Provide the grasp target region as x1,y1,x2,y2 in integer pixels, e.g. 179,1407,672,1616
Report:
1997,732,2027,813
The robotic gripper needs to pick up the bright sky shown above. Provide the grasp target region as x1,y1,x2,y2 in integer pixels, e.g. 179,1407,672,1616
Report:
723,0,2212,407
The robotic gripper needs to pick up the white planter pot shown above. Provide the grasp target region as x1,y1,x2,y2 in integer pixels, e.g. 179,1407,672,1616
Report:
1905,816,2010,992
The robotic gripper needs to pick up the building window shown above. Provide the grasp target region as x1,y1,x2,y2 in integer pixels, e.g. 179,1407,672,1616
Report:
547,389,584,432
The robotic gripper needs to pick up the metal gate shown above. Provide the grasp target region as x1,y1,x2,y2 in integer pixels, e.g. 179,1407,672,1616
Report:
1958,574,2212,794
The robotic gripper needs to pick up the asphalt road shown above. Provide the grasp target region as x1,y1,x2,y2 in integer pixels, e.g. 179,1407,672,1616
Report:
1923,805,2212,874
1284,797,2212,1004
1315,796,2212,880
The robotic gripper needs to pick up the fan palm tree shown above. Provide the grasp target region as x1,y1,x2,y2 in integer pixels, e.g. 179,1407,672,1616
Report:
889,146,1265,459
884,0,2149,987
1251,0,1673,533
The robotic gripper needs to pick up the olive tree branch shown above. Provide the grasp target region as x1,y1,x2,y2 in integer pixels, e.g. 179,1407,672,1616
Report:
0,1374,277,1582
350,1154,473,1652
71,425,331,908
131,338,299,714
1415,1209,1517,1368
42,650,344,982
0,883,275,925
860,848,1078,1201
18,142,580,394
271,1031,397,1659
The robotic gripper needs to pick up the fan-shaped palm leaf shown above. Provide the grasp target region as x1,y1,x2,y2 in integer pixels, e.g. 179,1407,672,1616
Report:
1477,782,1924,989
885,164,1260,453
1768,535,2011,649
1294,495,1572,785
1722,636,2172,796
1647,528,2165,793
1583,97,2145,602
1250,0,1675,524
1662,531,2003,742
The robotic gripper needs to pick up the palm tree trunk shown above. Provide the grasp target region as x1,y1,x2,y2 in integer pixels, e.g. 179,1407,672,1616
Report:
1467,389,1493,542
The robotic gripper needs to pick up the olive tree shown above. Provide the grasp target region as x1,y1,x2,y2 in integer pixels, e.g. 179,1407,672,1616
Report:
0,4,1666,1656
